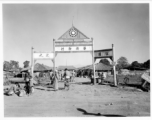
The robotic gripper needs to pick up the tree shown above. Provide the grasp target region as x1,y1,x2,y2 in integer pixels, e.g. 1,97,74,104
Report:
143,59,150,69
99,59,110,65
116,56,129,70
131,61,141,68
23,61,30,68
3,61,11,71
10,60,19,69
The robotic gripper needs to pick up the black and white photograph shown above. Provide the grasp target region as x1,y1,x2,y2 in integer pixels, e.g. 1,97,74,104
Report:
2,1,151,117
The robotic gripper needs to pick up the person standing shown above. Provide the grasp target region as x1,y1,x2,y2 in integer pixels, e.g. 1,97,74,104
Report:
58,70,61,81
49,70,53,84
53,70,59,91
63,68,71,90
71,70,75,82
61,70,65,81
24,69,33,95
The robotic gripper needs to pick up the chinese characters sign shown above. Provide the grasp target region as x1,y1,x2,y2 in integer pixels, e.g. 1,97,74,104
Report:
94,49,113,58
55,46,92,52
55,40,93,53
33,52,54,59
55,41,93,46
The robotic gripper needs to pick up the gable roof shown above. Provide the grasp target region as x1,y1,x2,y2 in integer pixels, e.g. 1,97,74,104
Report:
77,63,112,71
42,64,53,70
34,63,47,72
57,66,76,70
58,26,90,40
21,63,53,72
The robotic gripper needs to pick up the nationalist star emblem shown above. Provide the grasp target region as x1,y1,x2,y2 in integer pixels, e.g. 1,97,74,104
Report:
69,28,77,37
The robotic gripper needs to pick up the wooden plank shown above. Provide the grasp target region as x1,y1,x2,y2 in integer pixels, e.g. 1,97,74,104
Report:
141,73,150,83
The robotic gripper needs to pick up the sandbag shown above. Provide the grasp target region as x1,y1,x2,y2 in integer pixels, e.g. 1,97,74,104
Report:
18,90,26,97
7,90,14,96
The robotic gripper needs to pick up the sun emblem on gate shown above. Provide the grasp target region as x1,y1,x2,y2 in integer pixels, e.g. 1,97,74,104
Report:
69,28,77,37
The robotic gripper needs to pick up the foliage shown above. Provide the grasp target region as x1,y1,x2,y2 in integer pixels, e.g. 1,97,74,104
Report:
99,59,110,65
3,61,11,71
142,59,150,69
23,60,30,68
131,61,141,68
116,56,129,70
10,60,19,69
3,60,20,71
131,59,150,69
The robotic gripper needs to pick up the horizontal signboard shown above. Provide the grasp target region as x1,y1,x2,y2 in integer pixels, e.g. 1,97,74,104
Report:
55,46,92,52
33,52,54,59
94,49,113,58
55,41,93,46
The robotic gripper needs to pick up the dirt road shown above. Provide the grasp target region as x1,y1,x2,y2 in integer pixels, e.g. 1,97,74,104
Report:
4,78,150,117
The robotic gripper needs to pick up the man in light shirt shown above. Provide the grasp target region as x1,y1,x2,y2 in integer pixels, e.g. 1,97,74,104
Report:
63,68,71,90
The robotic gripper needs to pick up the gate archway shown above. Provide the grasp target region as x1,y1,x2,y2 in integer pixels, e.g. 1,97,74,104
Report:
94,44,117,86
31,47,54,82
53,25,96,84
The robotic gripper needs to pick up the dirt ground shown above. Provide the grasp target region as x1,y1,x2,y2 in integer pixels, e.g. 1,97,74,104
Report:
4,77,150,117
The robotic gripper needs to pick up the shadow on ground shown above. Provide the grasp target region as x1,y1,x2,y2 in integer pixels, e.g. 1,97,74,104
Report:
75,82,92,85
77,108,126,117
118,83,147,92
35,86,65,91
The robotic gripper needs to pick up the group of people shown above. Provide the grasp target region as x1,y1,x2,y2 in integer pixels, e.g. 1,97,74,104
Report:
51,68,75,91
4,68,75,96
77,69,107,79
87,71,107,84
4,69,34,97
4,67,107,97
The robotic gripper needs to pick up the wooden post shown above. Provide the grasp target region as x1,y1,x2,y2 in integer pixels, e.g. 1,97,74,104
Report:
53,39,55,72
31,47,34,85
53,39,59,91
112,44,117,86
91,38,96,85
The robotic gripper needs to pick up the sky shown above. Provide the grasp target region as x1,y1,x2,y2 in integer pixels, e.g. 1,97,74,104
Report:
3,3,149,68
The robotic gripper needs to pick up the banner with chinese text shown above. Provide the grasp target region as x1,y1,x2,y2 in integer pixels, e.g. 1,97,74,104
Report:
33,52,54,59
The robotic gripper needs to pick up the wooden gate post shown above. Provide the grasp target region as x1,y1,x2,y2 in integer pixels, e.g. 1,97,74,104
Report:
91,38,96,85
31,47,34,85
112,44,117,86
